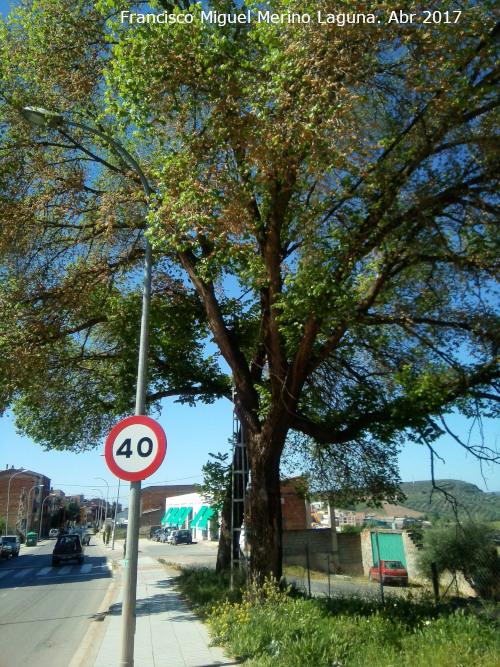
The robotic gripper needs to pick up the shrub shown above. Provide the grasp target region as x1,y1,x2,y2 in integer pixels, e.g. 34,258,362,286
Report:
417,521,500,599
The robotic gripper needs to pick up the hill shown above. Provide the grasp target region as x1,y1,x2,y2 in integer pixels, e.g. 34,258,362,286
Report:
397,479,500,522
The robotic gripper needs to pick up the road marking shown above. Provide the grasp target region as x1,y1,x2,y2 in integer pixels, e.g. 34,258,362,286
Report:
12,568,34,579
35,564,114,578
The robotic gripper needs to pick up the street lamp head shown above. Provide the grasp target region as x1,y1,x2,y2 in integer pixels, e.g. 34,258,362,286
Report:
22,106,64,128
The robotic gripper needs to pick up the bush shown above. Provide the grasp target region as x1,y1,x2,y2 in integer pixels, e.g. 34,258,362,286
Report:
417,521,500,599
341,525,362,534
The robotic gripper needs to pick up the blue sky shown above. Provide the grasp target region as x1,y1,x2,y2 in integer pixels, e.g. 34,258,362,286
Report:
0,1,498,502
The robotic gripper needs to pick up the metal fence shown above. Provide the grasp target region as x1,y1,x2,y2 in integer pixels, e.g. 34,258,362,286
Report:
283,540,409,603
283,536,500,605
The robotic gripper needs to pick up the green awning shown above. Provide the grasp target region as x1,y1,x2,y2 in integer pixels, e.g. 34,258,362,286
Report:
197,507,216,529
161,508,174,525
190,506,209,528
173,506,192,527
168,507,181,525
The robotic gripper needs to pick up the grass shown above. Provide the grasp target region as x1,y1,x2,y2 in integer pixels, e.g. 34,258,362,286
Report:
173,566,500,666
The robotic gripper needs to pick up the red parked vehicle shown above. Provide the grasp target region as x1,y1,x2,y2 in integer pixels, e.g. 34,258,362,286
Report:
369,560,408,586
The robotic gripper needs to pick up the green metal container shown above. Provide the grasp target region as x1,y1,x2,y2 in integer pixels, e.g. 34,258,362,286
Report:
26,532,37,546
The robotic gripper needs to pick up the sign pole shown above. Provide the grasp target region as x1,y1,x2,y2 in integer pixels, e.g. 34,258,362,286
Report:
119,236,153,667
120,480,141,664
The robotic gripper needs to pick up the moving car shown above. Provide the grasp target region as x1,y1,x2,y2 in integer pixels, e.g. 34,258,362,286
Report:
0,535,20,559
52,534,84,566
369,560,408,586
49,528,60,539
167,529,192,545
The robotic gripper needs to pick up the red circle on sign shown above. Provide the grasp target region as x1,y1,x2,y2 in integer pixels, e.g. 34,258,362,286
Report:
104,415,167,482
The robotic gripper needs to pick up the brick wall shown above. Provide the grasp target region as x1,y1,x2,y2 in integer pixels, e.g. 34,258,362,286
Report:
139,508,164,535
0,468,51,535
281,478,310,530
140,485,197,512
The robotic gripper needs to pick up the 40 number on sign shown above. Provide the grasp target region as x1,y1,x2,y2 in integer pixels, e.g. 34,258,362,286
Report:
116,437,153,458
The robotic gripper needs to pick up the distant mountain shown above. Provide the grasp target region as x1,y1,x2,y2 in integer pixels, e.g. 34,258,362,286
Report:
397,479,500,521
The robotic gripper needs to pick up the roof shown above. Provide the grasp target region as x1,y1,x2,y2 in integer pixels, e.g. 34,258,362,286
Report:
0,467,49,479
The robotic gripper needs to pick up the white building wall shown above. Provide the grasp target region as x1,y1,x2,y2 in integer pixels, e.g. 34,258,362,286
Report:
164,492,217,541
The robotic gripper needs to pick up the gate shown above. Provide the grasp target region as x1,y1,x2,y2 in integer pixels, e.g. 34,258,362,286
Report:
370,532,406,567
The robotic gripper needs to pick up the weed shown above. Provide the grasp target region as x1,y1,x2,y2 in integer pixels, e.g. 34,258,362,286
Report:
176,567,500,666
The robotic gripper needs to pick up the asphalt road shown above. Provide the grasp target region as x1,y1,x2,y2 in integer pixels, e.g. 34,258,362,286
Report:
0,537,113,666
134,535,220,568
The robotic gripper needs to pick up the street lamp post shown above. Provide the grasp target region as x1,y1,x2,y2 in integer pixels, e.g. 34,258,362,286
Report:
112,479,121,550
25,484,44,538
22,105,153,666
5,469,27,535
94,477,110,526
39,494,55,540
99,454,120,550
92,488,105,530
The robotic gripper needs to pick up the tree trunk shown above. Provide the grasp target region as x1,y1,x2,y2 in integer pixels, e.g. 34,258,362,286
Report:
248,440,283,586
216,496,232,574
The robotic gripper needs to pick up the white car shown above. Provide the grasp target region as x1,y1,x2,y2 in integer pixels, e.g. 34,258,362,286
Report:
49,528,60,539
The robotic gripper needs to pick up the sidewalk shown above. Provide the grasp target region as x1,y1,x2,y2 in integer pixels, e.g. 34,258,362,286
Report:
74,539,238,667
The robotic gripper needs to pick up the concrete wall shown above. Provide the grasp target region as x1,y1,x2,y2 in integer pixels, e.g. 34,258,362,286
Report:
282,528,363,575
337,533,363,575
402,530,425,582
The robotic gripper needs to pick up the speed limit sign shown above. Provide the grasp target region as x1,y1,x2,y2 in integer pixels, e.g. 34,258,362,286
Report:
104,416,167,482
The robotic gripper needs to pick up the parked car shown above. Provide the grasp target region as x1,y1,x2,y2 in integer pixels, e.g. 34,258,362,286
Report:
71,527,91,545
369,560,408,586
78,531,91,546
0,535,20,559
152,529,162,542
168,529,192,545
49,528,60,539
52,534,85,566
159,529,172,543
149,525,162,539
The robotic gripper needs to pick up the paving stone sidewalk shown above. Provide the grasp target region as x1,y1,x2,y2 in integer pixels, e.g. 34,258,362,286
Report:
80,541,238,667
